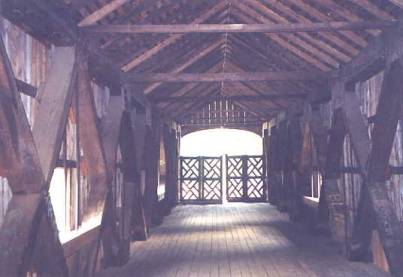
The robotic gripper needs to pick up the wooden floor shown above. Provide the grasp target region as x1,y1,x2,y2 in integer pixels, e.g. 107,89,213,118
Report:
97,203,389,277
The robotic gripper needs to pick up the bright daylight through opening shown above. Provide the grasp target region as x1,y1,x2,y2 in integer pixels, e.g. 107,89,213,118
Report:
180,128,263,157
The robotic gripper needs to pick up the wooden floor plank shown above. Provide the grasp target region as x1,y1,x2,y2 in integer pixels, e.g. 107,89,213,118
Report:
97,203,390,277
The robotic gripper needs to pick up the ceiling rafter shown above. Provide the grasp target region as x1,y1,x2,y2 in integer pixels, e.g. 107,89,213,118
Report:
231,4,331,71
289,0,372,46
260,0,360,58
157,62,224,109
165,85,221,118
99,1,167,50
388,0,403,9
226,41,320,94
121,1,228,72
78,0,129,27
143,37,225,94
232,1,341,68
130,33,223,73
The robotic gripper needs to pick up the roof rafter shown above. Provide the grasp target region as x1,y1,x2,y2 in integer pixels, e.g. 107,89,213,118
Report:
121,1,228,72
289,0,371,45
143,37,225,94
230,4,331,71
78,0,129,27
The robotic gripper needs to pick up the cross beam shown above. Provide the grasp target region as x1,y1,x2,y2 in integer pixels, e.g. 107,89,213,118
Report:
82,21,395,34
150,94,306,103
125,71,331,83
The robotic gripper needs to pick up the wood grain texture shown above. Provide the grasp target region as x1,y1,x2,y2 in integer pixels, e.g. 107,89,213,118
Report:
125,71,331,83
84,21,395,34
96,203,389,277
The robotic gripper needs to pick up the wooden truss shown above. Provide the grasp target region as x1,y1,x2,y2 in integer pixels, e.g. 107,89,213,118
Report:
0,35,158,275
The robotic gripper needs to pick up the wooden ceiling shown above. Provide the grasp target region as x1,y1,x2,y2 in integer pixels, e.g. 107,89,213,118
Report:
7,0,403,131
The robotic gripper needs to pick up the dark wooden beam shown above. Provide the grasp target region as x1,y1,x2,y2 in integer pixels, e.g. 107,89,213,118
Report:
0,36,69,276
82,21,395,34
121,2,227,72
341,61,403,276
16,79,37,97
2,0,128,98
364,60,403,276
337,18,403,84
32,47,77,185
143,37,225,94
151,94,306,103
77,50,108,219
78,0,129,27
125,71,331,83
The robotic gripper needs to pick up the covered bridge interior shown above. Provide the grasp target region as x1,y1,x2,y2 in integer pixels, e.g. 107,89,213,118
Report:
0,0,403,276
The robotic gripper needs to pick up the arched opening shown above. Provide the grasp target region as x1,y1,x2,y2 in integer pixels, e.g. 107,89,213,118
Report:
180,128,263,156
179,128,266,204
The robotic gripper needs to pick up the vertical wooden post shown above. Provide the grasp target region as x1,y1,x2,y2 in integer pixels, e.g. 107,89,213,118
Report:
242,156,248,201
322,108,347,244
143,115,162,228
199,156,204,201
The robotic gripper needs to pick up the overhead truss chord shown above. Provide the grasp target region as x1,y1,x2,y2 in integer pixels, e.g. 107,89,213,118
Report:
81,21,396,34
125,71,332,83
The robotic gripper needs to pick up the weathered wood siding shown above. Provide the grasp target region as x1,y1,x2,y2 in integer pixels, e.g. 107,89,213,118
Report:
0,18,50,226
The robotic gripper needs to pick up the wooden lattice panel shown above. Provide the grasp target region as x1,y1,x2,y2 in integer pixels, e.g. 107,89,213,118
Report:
180,156,222,204
181,180,200,200
226,155,266,202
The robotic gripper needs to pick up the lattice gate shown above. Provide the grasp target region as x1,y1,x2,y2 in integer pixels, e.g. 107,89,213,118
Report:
226,155,267,202
180,156,223,204
179,155,266,204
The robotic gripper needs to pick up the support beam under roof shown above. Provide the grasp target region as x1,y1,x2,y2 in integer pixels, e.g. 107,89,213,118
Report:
82,21,395,34
150,94,306,103
125,71,331,83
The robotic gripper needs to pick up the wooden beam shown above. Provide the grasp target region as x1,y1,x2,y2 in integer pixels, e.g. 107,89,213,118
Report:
287,0,375,43
389,0,403,9
158,63,223,110
322,108,347,242
143,117,161,227
77,50,108,219
83,21,395,34
363,60,403,276
0,36,68,276
121,1,227,72
78,0,129,27
99,96,127,267
32,47,77,184
16,78,37,97
144,38,225,95
0,38,43,192
340,61,403,275
337,18,403,84
2,0,129,100
151,94,306,102
126,71,331,83
260,0,359,57
230,3,331,71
